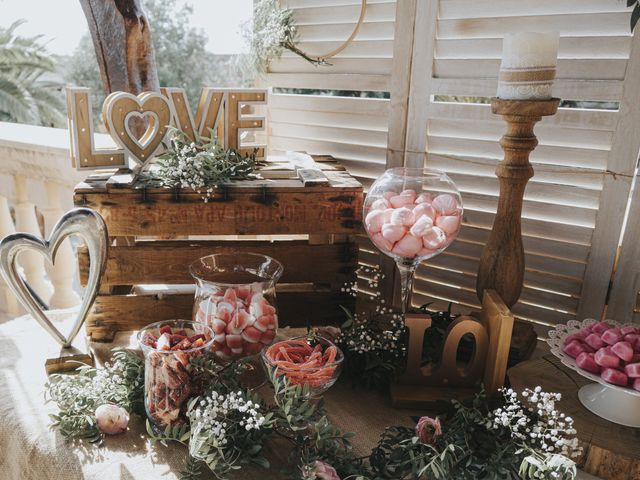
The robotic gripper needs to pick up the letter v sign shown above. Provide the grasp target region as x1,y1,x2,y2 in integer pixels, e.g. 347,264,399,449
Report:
161,87,266,159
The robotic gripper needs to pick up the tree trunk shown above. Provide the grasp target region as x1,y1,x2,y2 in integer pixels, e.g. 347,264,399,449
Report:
79,0,160,95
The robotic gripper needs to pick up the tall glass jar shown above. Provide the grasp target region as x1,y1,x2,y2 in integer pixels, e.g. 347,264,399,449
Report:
363,167,463,312
190,253,283,361
137,320,214,429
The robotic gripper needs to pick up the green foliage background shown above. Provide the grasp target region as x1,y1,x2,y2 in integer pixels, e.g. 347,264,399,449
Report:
0,20,65,126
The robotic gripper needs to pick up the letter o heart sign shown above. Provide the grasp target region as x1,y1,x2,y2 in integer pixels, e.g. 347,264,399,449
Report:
103,91,172,166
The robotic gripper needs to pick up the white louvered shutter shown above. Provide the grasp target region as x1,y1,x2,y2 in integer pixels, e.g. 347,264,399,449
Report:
266,0,395,184
263,0,640,330
408,0,640,331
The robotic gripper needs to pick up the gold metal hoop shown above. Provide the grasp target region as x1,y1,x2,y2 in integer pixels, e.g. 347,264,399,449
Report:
293,0,367,63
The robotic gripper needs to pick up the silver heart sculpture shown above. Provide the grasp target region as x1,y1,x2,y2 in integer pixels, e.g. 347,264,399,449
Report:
0,208,108,347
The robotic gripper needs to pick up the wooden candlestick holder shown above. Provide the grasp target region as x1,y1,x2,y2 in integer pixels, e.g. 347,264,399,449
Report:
476,98,560,307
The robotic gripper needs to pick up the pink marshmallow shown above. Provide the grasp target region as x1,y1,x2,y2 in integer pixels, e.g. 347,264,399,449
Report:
382,208,394,223
371,233,393,252
633,378,640,391
415,192,432,204
602,328,623,345
365,209,386,234
381,223,407,243
389,195,415,208
624,362,640,378
436,215,461,236
400,189,417,200
422,226,446,250
409,214,434,237
564,331,587,345
563,340,587,359
594,347,621,368
382,191,396,201
576,352,601,374
584,333,606,350
391,233,423,257
432,194,459,216
413,203,437,222
592,321,611,335
625,332,640,342
621,325,638,336
370,198,390,210
612,341,634,362
390,207,416,226
601,368,628,386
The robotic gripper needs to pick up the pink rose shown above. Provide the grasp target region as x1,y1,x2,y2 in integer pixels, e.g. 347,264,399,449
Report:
415,416,442,445
317,326,341,342
95,404,129,435
307,460,340,480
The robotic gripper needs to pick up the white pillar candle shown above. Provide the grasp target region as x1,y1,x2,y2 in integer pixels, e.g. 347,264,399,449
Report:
497,32,559,100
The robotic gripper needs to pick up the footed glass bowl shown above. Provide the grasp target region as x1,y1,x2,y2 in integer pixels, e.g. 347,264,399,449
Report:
262,335,344,396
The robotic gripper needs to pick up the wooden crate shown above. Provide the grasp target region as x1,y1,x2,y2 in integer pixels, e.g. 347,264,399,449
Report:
74,156,363,341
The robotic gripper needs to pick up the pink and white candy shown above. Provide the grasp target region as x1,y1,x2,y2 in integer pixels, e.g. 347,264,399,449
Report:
196,286,277,360
365,190,460,259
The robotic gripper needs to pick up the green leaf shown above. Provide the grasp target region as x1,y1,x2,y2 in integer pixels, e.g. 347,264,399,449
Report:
250,456,270,469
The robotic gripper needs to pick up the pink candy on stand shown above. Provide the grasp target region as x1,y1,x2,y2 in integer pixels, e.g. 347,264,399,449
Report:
196,285,278,360
365,189,462,260
562,321,640,391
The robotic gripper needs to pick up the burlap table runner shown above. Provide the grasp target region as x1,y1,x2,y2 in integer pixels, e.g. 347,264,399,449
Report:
0,313,600,479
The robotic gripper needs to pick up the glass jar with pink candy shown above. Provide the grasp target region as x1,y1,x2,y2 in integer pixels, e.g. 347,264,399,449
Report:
190,253,283,361
363,167,463,312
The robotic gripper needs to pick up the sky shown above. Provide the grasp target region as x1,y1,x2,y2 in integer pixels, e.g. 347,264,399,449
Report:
0,0,253,55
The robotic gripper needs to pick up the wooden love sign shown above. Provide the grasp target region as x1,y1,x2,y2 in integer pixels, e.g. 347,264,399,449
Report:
66,86,267,170
391,289,514,408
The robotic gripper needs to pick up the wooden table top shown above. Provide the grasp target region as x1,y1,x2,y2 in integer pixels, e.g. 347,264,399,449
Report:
509,355,640,480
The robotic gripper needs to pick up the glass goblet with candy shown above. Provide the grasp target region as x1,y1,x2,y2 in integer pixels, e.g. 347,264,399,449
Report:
363,167,463,313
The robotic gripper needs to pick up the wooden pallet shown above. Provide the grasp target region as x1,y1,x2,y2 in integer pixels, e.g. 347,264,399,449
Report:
74,156,363,341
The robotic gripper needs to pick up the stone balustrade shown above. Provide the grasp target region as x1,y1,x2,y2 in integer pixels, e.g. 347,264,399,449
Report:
0,121,115,314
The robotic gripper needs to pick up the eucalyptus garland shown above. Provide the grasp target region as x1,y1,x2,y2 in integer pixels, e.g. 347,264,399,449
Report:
140,128,260,201
46,343,580,480
45,348,144,443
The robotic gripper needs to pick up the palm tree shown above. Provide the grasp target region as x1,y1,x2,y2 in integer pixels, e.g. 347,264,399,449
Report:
0,20,64,126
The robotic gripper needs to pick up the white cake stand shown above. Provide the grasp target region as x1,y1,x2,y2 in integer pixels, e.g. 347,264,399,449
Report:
547,318,640,428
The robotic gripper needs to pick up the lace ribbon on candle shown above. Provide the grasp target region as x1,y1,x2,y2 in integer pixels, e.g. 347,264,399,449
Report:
496,84,554,100
497,66,556,100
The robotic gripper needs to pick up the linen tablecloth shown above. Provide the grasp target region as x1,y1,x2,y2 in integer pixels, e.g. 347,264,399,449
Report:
0,313,600,479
